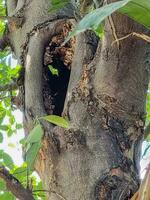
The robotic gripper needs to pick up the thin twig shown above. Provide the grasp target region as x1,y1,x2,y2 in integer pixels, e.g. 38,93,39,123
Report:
112,32,150,46
32,189,49,193
105,0,120,49
51,190,67,200
32,189,67,200
108,15,120,49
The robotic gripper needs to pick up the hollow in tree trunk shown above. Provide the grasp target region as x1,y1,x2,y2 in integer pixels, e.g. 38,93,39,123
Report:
5,0,150,199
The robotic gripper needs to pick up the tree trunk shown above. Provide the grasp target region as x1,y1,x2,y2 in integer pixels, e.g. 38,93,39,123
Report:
7,0,150,199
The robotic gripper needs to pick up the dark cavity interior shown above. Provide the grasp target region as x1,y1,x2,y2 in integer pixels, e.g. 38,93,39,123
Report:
43,22,75,116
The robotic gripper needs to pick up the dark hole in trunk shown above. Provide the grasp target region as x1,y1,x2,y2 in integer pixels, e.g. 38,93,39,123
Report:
43,58,70,116
42,22,75,116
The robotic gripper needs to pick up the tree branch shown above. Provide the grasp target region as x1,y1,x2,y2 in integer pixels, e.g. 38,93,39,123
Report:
0,166,34,200
0,82,18,92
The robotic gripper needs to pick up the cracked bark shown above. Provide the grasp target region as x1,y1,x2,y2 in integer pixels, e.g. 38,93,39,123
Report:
3,0,150,199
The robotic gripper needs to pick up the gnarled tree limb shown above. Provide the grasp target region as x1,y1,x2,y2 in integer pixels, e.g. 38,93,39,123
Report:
0,166,34,200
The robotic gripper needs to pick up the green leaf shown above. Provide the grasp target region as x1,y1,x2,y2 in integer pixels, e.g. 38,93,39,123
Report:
0,21,5,37
64,0,131,44
9,116,15,125
25,124,43,145
93,24,104,38
0,106,6,119
24,124,43,170
7,128,13,137
25,142,41,170
15,123,23,129
0,180,6,190
0,125,9,131
48,65,59,76
12,165,29,181
119,0,150,29
0,132,3,142
19,138,26,145
42,115,70,129
0,192,15,200
0,150,14,169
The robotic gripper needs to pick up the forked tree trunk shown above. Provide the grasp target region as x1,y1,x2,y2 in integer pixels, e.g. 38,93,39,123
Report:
6,0,150,199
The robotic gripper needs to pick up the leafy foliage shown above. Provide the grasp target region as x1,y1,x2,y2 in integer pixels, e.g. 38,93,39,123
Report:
0,0,6,16
0,192,15,200
0,0,6,36
0,57,22,136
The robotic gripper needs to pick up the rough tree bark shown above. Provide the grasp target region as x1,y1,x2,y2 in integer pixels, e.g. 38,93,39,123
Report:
4,0,150,199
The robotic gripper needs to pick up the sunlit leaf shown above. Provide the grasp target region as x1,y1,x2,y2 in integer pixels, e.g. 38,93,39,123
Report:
42,115,70,129
9,116,15,125
24,124,43,170
93,24,104,38
119,0,150,29
19,138,26,145
15,123,23,129
25,142,41,170
12,165,29,181
0,179,6,190
25,124,43,145
0,21,5,37
0,150,14,169
7,128,14,137
0,125,9,131
0,192,15,200
48,65,59,76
